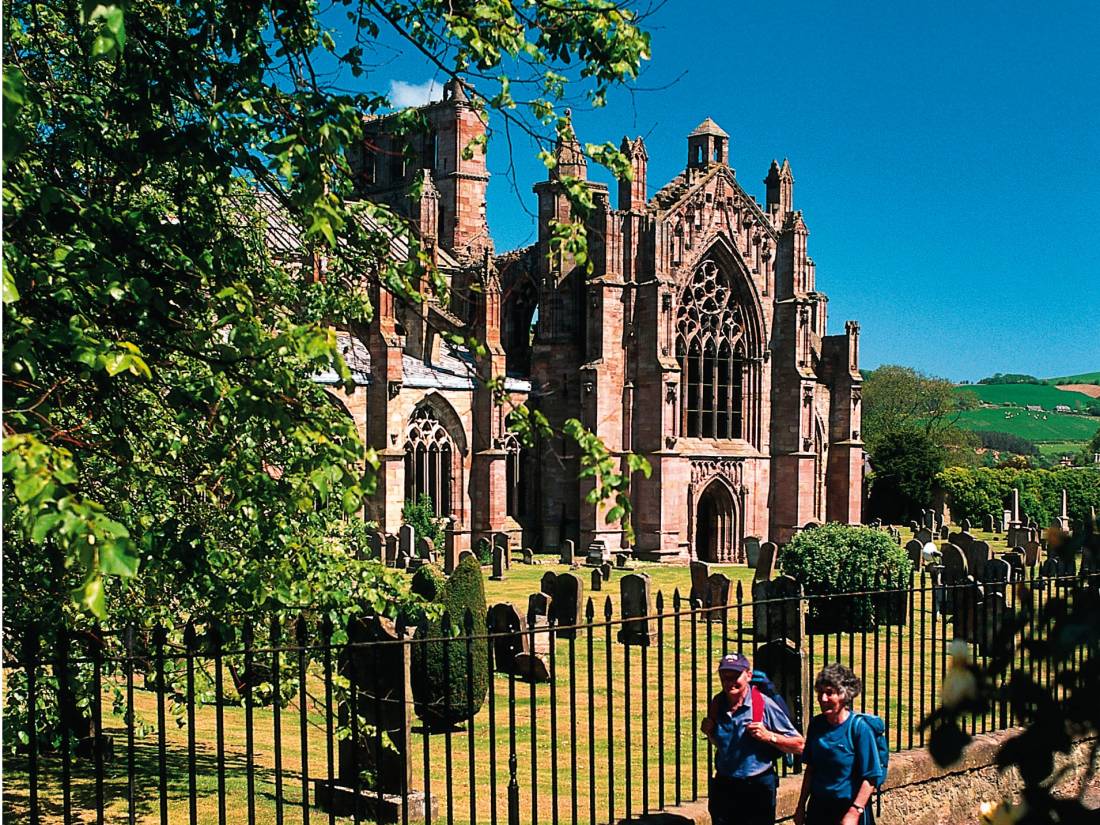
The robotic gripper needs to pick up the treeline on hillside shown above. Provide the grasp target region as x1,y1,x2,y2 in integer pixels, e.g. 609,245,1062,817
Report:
976,431,1039,456
977,373,1042,385
937,466,1100,526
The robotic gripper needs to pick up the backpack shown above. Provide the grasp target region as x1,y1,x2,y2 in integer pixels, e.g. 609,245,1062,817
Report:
749,671,797,768
848,712,889,788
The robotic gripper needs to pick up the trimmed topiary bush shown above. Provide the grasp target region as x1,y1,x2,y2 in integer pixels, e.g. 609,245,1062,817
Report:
777,523,910,632
410,555,489,729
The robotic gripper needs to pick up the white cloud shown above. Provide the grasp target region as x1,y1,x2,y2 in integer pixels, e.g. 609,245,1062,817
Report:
388,79,443,108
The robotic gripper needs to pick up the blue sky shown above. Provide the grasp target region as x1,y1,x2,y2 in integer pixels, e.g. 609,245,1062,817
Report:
335,0,1099,382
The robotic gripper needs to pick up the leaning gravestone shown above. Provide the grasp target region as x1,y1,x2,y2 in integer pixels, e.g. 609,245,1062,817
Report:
689,561,710,607
560,539,575,566
754,639,809,732
591,567,602,592
744,536,762,568
552,572,584,638
617,573,655,646
527,592,553,655
706,573,734,621
486,603,528,674
754,541,778,583
316,615,432,822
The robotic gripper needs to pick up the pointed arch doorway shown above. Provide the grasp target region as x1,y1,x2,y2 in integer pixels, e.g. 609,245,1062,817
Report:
694,480,739,562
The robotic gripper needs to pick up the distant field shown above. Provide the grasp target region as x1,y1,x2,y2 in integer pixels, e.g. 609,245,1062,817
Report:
955,383,1095,410
953,407,1100,442
1044,371,1100,385
1036,441,1087,459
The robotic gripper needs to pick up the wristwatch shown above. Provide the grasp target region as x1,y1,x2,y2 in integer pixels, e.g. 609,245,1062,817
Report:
851,803,865,814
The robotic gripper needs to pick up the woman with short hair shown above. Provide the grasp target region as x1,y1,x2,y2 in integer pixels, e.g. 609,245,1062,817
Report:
794,664,882,825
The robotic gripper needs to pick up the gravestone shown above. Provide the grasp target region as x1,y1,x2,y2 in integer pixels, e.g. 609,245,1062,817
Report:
744,536,762,568
753,575,804,645
585,539,611,567
1023,541,1041,567
1038,557,1060,579
617,573,655,646
915,528,933,545
754,639,810,732
1002,509,1012,533
961,518,972,533
398,524,415,561
443,531,460,574
369,531,384,561
457,549,475,566
512,652,550,684
600,561,612,582
754,541,778,583
689,561,711,607
938,544,969,616
965,540,991,574
522,548,535,565
905,539,924,568
956,531,975,551
384,534,399,567
983,514,995,533
315,615,432,822
527,592,553,655
980,557,1012,597
615,552,631,569
552,573,584,639
908,520,919,532
493,532,511,570
939,525,950,541
412,536,434,572
486,603,528,674
540,571,558,598
591,567,602,592
560,539,575,566
490,543,505,581
706,573,735,621
1001,552,1024,579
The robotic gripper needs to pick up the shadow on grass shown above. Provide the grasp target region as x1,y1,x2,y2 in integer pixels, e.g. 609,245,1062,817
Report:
3,724,306,824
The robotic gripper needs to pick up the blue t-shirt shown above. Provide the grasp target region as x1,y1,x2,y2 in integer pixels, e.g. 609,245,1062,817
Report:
803,713,882,802
709,688,800,779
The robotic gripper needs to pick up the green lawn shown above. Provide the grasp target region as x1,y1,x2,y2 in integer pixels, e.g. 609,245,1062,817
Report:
954,383,1095,411
952,406,1099,442
4,532,1074,825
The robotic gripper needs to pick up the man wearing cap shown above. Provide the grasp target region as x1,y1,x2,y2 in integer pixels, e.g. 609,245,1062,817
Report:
701,652,805,825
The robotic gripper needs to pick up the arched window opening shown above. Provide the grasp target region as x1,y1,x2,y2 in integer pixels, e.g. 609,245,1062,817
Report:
404,406,455,518
677,260,746,439
502,432,524,519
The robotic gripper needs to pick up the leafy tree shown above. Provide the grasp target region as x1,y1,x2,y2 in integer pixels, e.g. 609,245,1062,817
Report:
861,365,972,454
402,494,446,552
977,431,1040,457
867,429,946,522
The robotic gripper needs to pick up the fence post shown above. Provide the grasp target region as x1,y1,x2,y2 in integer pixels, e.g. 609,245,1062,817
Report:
25,623,40,825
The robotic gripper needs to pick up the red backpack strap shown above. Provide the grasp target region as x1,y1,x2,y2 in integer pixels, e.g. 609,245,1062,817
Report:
751,687,764,723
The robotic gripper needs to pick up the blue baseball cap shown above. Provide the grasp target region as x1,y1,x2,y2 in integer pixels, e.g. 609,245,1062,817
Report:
717,653,750,673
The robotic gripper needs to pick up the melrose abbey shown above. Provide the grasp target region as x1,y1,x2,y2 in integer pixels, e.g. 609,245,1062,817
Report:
316,79,864,562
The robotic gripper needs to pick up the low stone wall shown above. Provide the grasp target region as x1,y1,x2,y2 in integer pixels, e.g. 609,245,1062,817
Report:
637,730,1097,825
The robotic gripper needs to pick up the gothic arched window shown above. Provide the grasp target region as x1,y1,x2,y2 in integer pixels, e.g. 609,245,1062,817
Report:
502,432,524,519
404,406,455,518
676,260,745,439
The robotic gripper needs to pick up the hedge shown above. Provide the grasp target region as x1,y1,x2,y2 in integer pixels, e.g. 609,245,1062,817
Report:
937,467,1100,527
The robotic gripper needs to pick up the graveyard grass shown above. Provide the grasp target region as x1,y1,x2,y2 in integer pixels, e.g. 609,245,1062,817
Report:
4,527,1030,825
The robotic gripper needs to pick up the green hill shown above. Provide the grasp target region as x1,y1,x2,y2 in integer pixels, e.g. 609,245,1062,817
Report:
952,407,1099,442
955,383,1095,410
1043,371,1100,386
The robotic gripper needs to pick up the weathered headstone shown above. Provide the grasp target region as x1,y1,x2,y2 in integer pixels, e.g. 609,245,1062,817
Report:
599,561,612,582
706,573,735,620
961,518,972,533
552,572,584,638
754,541,778,583
617,573,655,645
980,557,1012,597
522,548,535,565
493,532,511,570
753,575,804,645
560,539,575,566
316,615,432,822
689,561,711,607
965,540,990,574
915,527,933,545
591,567,602,592
384,534,399,567
399,524,415,561
486,603,528,674
1001,551,1023,579
585,539,611,567
905,539,924,568
490,542,505,581
615,552,631,569
744,536,762,568
754,639,810,731
983,514,995,534
1023,541,1041,567
512,652,550,683
540,571,558,598
527,592,553,655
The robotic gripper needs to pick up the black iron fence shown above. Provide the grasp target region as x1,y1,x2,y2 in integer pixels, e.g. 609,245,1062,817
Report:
4,568,1096,825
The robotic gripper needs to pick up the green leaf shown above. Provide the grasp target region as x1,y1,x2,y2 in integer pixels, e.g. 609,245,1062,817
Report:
99,538,139,577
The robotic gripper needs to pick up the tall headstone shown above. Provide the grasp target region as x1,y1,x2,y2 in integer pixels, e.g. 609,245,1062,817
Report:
486,603,528,674
399,524,415,561
527,592,553,655
689,561,711,607
443,530,459,574
1011,488,1020,524
965,540,990,574
706,573,735,620
939,543,969,616
369,531,385,561
754,541,778,583
983,514,995,534
493,532,511,570
591,567,602,592
490,542,505,581
384,534,399,567
552,572,584,639
754,639,810,731
560,539,575,566
938,525,950,541
617,573,655,646
744,536,762,568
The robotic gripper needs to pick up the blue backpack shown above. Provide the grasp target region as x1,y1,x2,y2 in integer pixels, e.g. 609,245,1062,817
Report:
749,670,797,768
849,712,889,787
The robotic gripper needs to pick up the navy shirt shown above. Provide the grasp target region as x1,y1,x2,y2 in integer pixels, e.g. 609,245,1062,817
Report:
709,688,800,779
803,712,882,801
